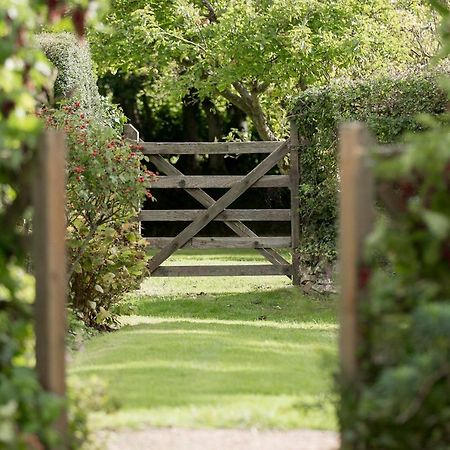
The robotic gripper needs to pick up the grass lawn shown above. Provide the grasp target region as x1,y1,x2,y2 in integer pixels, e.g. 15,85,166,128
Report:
70,250,338,431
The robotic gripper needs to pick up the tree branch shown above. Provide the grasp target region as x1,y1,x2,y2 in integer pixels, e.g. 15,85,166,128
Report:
232,81,253,105
220,89,252,115
202,0,217,23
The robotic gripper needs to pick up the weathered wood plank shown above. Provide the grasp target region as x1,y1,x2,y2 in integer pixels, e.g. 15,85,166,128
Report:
289,120,301,286
139,209,291,222
143,141,282,155
338,122,375,383
152,265,293,277
125,124,142,235
146,236,291,249
33,130,68,448
148,141,290,272
149,155,291,269
151,175,290,189
124,123,140,141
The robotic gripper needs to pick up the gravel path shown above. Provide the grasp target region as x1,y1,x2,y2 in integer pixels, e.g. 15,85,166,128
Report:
102,428,339,450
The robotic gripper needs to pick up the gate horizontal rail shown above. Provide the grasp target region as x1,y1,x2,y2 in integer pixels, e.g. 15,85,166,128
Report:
152,265,293,277
139,209,291,222
146,236,292,249
151,175,289,189
142,141,280,155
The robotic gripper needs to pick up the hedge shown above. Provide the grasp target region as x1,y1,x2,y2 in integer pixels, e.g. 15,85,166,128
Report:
290,67,448,267
37,32,124,129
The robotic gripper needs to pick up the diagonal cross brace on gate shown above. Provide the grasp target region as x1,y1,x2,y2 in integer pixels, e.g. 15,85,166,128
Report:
145,154,290,268
124,122,301,285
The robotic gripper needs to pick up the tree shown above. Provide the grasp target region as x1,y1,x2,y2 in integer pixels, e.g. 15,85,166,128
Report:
91,0,431,140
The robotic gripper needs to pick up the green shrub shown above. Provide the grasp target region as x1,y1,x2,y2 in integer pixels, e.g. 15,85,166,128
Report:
70,223,149,329
339,112,450,450
68,376,118,449
290,67,448,268
43,100,153,329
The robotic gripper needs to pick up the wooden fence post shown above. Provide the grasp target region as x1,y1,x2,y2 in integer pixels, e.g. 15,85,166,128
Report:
289,119,301,286
124,123,140,142
338,122,374,382
124,124,142,235
33,130,68,448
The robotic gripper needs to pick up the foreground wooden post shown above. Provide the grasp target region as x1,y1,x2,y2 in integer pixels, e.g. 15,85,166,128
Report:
289,119,301,286
338,122,374,382
34,130,68,448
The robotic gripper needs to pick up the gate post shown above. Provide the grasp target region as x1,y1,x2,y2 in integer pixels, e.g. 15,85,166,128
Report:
34,130,68,448
124,123,140,142
124,124,142,235
289,119,301,286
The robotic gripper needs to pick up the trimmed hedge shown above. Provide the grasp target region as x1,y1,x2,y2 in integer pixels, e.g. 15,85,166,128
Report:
37,32,125,129
290,67,448,267
38,33,102,115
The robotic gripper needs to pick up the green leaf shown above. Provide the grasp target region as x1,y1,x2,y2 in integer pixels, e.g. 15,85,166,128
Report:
422,210,450,239
94,284,104,294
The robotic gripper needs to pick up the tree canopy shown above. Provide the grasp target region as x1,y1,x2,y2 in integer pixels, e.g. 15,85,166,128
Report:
91,0,435,139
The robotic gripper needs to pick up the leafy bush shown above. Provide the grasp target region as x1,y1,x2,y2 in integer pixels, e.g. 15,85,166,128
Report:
0,268,64,448
290,67,448,268
1,4,112,449
70,223,149,329
42,101,153,329
68,376,118,449
339,112,450,450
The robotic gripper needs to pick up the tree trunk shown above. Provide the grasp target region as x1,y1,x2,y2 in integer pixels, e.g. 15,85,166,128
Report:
219,87,275,141
202,98,227,173
180,91,202,174
249,95,276,141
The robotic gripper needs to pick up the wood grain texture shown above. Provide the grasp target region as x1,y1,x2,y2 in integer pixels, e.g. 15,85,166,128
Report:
146,236,291,249
148,141,290,272
338,122,375,383
33,130,68,447
139,209,291,222
152,265,293,277
123,123,139,141
143,141,281,155
151,175,290,189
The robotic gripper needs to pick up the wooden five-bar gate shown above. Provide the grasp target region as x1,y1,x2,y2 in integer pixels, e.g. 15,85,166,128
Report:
124,122,301,285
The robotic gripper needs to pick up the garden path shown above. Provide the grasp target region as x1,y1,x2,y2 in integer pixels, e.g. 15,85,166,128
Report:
102,428,339,450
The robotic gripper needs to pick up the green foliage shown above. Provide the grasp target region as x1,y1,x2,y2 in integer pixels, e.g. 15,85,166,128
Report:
43,100,153,329
291,67,448,267
37,31,126,131
38,33,103,116
0,2,110,448
339,97,450,450
91,0,430,139
0,269,64,448
0,3,65,448
70,223,149,329
68,376,118,449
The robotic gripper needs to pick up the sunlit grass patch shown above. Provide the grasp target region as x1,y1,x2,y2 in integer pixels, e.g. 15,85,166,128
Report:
70,251,338,431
